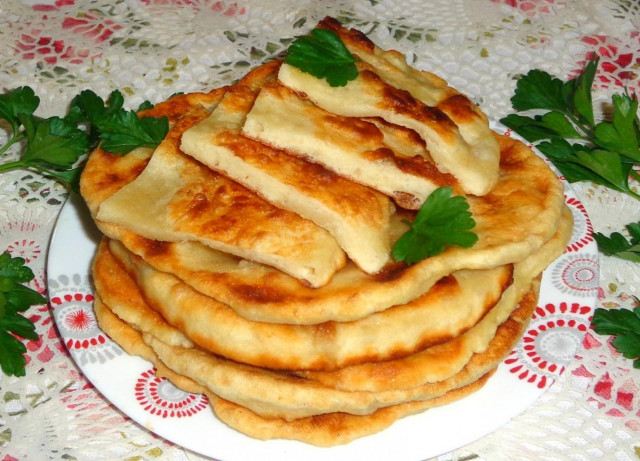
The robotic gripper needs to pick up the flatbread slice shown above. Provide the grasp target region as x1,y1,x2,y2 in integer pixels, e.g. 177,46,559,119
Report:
181,76,395,274
92,76,346,288
243,81,457,209
80,88,229,218
277,17,500,196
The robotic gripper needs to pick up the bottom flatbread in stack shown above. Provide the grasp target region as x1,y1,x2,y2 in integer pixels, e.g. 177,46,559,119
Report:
80,17,573,447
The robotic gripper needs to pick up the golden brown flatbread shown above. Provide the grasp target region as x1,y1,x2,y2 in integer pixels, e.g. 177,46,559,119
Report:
100,133,566,325
80,16,573,447
205,372,493,447
92,260,538,443
242,81,458,209
92,240,538,421
80,89,228,217
93,295,205,395
277,17,500,197
102,237,512,370
180,79,395,274
85,66,347,288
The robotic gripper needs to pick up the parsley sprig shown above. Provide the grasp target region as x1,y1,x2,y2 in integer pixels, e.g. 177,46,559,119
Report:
0,86,169,191
0,87,90,188
501,58,640,365
500,57,640,200
392,186,478,264
0,252,46,377
591,306,640,369
67,89,168,154
0,86,169,377
285,27,359,87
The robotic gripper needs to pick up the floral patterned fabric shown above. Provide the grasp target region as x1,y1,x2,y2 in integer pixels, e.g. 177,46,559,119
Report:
0,0,639,459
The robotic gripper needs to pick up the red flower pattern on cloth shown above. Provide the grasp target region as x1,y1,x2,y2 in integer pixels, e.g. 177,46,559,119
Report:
61,383,145,438
6,238,41,265
3,220,43,264
61,12,123,43
140,0,246,16
571,33,640,93
1,218,66,370
14,4,122,65
24,303,69,368
32,0,76,12
490,0,556,17
574,331,640,432
16,29,91,65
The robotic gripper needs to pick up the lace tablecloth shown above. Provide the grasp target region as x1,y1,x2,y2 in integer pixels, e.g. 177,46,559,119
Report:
1,0,639,460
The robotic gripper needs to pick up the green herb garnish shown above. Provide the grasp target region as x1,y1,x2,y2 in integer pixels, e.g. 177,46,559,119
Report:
285,27,359,87
0,86,170,377
593,222,640,262
392,186,478,264
591,306,640,369
0,86,169,191
68,89,169,154
0,87,90,189
0,252,46,377
502,58,640,366
500,57,640,199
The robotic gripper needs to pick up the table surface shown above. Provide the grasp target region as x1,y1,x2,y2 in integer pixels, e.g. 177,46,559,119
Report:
0,1,639,460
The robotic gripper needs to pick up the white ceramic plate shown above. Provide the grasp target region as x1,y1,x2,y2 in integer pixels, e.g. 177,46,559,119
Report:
47,140,599,461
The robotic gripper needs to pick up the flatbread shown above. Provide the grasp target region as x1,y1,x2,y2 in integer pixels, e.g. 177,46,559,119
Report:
80,16,574,447
242,81,458,209
92,245,538,420
96,205,568,375
92,239,193,348
102,237,512,370
180,77,395,274
277,17,500,196
93,295,205,395
206,372,492,447
80,89,228,217
299,208,571,391
102,134,567,325
90,70,346,288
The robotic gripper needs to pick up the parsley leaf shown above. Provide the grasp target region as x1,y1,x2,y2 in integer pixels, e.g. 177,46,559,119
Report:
0,86,40,133
501,57,640,201
392,186,478,264
567,56,597,126
594,94,640,160
96,109,169,154
0,86,170,377
591,306,640,368
505,59,640,369
510,68,568,112
0,87,169,191
0,252,45,377
20,114,90,169
593,222,640,263
285,27,359,87
68,89,169,155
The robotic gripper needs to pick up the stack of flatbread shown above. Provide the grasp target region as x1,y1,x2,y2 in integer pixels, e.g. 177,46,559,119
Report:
79,17,571,446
